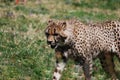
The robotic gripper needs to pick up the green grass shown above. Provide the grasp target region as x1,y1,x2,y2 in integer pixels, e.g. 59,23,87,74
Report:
0,0,120,80
14,5,49,15
51,10,118,22
64,0,120,10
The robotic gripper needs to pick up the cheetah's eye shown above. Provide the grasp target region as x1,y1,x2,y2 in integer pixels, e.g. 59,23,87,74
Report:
45,33,49,36
53,33,58,36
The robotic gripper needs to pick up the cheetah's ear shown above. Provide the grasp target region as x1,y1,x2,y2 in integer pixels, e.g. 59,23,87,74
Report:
47,19,55,25
48,19,53,23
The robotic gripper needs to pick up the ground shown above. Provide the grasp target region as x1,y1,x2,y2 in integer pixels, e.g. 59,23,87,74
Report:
0,0,120,80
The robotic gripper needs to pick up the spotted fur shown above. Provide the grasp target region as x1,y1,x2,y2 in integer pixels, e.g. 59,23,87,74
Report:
44,19,120,80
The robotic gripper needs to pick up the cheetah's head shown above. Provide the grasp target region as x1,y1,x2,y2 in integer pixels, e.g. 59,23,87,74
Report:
44,20,68,49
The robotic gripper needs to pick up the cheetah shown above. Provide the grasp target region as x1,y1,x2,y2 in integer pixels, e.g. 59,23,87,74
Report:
44,19,120,80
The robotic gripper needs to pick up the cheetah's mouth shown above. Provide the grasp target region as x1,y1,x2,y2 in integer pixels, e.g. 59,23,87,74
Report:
51,44,56,48
50,43,58,49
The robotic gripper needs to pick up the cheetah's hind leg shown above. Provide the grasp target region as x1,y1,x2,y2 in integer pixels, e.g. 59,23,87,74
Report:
99,51,118,80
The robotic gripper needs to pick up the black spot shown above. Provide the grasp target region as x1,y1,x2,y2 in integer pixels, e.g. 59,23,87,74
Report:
53,76,56,79
54,68,58,72
117,25,120,27
118,42,120,44
117,34,119,36
119,38,120,40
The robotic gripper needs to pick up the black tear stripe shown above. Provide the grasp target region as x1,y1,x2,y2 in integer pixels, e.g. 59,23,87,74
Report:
54,28,56,42
54,28,56,34
48,28,50,34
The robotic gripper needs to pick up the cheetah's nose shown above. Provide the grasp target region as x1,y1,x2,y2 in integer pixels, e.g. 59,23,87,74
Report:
47,41,52,44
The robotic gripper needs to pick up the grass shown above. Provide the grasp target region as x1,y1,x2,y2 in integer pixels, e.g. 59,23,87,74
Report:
0,0,120,80
65,0,120,10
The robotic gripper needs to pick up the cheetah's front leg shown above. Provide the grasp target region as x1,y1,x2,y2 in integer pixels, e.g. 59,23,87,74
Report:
82,56,93,80
53,50,68,80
